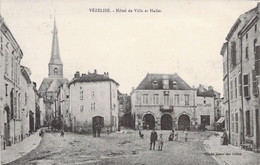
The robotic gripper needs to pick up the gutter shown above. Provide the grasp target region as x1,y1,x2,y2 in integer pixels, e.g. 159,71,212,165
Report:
226,42,231,142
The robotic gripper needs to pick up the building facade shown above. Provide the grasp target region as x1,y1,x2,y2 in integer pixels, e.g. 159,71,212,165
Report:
38,19,68,128
57,83,71,131
0,15,39,150
69,71,119,133
221,3,260,150
131,73,198,130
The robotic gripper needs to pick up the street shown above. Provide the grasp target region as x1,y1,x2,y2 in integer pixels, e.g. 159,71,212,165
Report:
8,129,217,165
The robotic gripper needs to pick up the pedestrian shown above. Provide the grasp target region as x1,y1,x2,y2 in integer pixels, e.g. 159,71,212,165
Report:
158,134,164,151
168,130,174,141
222,128,228,145
60,129,64,137
107,127,110,135
139,130,144,139
147,124,150,130
184,128,188,142
174,129,178,141
150,129,157,150
96,124,101,137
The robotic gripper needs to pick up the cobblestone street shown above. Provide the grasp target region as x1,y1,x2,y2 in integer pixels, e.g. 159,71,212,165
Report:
7,129,217,165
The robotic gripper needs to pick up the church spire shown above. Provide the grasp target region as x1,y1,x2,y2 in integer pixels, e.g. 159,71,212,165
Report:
48,17,63,78
49,17,62,65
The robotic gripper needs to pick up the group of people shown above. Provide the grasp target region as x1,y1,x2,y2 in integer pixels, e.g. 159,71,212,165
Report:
149,128,189,151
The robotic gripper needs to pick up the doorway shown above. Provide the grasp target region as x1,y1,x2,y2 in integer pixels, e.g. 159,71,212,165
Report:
178,114,190,130
143,114,155,130
161,114,173,130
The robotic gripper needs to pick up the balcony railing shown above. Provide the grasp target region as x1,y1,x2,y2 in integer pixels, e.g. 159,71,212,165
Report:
160,105,174,112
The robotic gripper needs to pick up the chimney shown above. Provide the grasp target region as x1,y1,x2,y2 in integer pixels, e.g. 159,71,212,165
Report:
132,87,135,92
82,73,86,77
208,86,213,91
74,71,80,78
94,69,97,74
33,82,37,88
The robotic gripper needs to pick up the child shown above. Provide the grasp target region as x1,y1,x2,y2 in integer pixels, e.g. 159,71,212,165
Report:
158,134,164,151
184,128,188,142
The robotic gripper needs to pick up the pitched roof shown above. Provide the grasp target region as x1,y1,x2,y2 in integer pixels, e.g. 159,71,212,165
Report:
196,85,219,98
38,78,68,96
136,73,192,90
69,73,119,86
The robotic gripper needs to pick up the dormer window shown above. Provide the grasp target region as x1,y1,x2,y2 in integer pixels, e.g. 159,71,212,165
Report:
172,81,177,89
152,80,158,89
162,75,169,89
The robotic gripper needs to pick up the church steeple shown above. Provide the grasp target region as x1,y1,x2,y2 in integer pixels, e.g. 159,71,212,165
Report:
48,18,63,78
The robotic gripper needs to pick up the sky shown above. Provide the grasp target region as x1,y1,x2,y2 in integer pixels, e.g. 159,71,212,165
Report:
0,0,259,95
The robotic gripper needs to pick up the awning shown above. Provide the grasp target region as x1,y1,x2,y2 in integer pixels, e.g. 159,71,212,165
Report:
216,117,225,124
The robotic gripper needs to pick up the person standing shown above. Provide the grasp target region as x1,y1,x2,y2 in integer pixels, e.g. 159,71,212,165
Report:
150,129,158,150
158,134,164,151
174,129,178,141
184,128,188,142
168,130,174,141
222,128,228,145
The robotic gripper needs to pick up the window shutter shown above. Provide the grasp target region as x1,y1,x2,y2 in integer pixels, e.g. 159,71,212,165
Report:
244,74,250,98
239,73,242,96
252,70,258,96
250,110,254,136
256,45,260,75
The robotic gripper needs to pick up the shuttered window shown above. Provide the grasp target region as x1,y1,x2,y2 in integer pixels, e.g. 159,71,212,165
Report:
252,70,258,96
246,110,250,135
244,74,250,99
231,42,237,67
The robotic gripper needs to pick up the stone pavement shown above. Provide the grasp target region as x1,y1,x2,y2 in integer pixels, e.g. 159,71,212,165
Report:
204,132,260,165
1,129,42,165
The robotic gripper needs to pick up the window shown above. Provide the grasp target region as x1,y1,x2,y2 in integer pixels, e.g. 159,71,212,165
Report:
152,81,158,89
234,77,237,98
172,81,177,89
230,79,233,100
80,87,83,100
25,93,28,105
201,115,210,126
239,73,242,96
246,46,249,59
153,94,159,105
235,113,238,133
54,68,58,74
11,57,14,80
91,91,95,98
91,102,95,111
5,84,8,96
174,94,179,105
231,41,237,67
244,74,250,98
184,94,189,105
0,37,3,52
254,39,257,54
252,70,258,96
164,94,169,106
142,94,148,104
80,105,84,112
5,52,8,75
246,110,251,135
246,33,248,39
231,113,234,132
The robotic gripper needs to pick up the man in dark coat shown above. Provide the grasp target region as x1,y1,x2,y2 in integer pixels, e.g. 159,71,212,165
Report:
150,129,158,150
222,128,229,145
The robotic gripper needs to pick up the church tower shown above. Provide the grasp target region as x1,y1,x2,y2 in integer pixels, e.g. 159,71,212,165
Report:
48,18,63,78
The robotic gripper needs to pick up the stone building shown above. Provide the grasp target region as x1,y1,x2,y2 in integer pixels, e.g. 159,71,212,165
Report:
220,3,260,150
0,15,39,149
38,19,68,128
195,85,219,131
131,73,197,130
69,70,119,133
57,83,71,131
